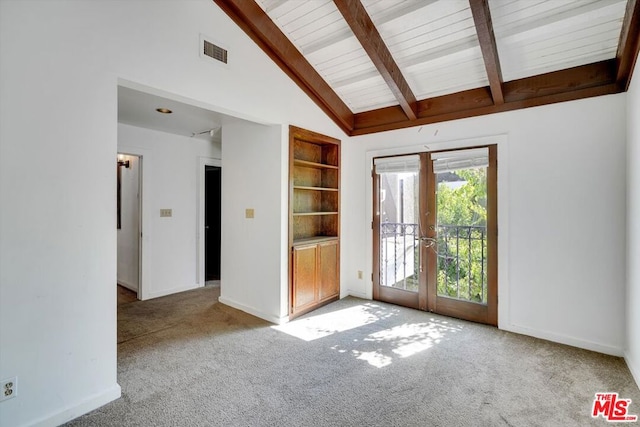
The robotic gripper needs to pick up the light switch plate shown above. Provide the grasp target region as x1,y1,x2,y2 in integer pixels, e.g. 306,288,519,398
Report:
245,208,254,219
160,209,172,217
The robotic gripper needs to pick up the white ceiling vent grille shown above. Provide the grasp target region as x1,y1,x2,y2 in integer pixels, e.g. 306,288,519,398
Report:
203,39,228,64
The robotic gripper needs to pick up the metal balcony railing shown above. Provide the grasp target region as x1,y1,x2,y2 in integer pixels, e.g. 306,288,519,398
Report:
380,222,419,291
379,222,487,303
437,224,487,304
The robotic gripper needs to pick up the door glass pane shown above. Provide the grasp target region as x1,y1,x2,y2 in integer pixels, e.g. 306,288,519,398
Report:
378,170,420,291
435,166,488,304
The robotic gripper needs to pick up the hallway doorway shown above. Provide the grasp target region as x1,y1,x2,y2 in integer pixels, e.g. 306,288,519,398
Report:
117,153,142,299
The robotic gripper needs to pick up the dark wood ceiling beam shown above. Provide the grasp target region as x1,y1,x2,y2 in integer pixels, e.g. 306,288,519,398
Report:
469,0,504,105
352,60,619,135
616,0,640,90
333,0,418,120
212,0,354,134
354,87,494,131
504,59,616,102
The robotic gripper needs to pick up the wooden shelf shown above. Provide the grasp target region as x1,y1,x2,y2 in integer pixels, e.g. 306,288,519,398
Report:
294,159,338,170
293,236,339,246
293,211,338,216
289,125,340,319
294,185,338,192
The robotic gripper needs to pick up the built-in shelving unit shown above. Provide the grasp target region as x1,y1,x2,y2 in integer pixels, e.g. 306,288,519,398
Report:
289,126,340,318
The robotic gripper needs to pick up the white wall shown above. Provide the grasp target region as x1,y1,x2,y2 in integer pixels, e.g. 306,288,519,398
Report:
118,124,221,300
219,120,290,323
341,94,628,356
627,68,640,387
0,0,634,425
0,1,342,426
117,154,140,292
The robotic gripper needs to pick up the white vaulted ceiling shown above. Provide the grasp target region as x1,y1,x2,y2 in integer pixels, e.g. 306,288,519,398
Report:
256,0,627,111
491,0,627,81
257,0,397,113
223,0,640,135
364,0,488,100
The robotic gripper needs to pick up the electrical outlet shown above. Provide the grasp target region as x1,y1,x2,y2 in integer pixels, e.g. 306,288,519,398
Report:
1,377,17,402
160,209,172,217
357,270,363,279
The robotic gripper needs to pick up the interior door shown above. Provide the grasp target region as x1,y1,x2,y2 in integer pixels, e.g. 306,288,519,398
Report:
373,146,497,326
205,166,221,281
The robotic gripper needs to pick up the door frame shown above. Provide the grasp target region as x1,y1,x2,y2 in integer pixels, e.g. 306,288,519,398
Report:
197,156,222,286
116,147,150,300
365,135,510,328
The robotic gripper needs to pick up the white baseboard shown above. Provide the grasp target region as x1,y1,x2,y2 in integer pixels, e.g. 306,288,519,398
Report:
346,290,369,299
625,351,640,390
218,296,289,325
26,384,121,427
116,280,138,293
504,323,624,357
144,283,202,300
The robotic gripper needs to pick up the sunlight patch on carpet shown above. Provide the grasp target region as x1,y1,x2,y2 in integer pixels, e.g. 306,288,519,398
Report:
337,318,462,368
371,322,444,358
353,350,393,368
272,304,387,341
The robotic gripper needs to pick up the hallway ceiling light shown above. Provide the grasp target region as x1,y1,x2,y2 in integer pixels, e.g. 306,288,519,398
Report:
155,107,172,114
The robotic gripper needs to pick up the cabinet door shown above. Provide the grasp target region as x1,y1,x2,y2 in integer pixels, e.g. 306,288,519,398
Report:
292,244,318,312
318,240,339,301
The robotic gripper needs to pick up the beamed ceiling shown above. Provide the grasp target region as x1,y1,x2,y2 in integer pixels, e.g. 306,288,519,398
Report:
214,0,640,136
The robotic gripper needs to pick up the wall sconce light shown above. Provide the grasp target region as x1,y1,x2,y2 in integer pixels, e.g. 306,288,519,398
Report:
117,154,130,169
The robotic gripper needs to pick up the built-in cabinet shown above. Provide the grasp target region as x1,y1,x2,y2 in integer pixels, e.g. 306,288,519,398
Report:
289,126,340,317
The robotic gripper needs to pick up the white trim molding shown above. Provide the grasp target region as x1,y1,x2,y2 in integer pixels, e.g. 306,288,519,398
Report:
625,351,640,389
28,385,121,427
218,296,289,325
503,323,624,357
147,283,202,300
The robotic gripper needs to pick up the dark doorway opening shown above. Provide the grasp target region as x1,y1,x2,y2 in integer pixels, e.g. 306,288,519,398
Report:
205,166,221,281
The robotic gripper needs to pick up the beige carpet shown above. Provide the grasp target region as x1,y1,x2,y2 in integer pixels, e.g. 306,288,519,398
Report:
116,285,138,306
67,286,639,426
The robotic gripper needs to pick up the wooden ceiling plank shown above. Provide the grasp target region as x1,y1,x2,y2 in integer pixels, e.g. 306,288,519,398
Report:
213,0,354,133
616,0,640,90
303,1,436,55
333,0,418,120
469,0,504,105
352,60,619,135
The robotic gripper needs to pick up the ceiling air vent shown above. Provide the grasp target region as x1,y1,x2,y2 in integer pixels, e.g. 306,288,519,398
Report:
203,39,227,64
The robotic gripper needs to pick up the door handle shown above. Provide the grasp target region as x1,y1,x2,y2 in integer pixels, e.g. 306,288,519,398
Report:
418,237,437,273
420,237,437,247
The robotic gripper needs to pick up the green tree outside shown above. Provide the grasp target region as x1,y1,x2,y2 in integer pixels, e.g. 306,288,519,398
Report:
436,168,488,303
